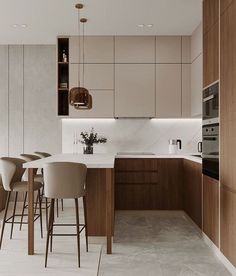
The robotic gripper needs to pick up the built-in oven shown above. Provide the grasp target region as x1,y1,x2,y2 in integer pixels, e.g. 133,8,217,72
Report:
202,123,219,180
203,82,219,125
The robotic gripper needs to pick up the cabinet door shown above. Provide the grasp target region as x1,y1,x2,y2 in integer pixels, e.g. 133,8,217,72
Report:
115,36,155,63
69,90,114,118
70,64,114,90
182,64,191,118
191,55,203,117
115,64,155,117
156,64,181,118
156,36,181,63
69,36,114,63
183,160,202,228
203,0,219,34
181,36,191,64
203,21,219,87
203,175,219,247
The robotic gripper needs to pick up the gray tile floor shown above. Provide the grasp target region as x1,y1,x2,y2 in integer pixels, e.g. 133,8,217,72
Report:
99,211,231,276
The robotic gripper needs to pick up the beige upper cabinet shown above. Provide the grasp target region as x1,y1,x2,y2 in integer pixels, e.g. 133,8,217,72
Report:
156,64,181,118
115,64,155,117
156,36,181,63
191,55,202,117
182,64,191,117
69,90,114,118
70,63,114,90
182,36,191,63
69,36,114,63
115,36,155,63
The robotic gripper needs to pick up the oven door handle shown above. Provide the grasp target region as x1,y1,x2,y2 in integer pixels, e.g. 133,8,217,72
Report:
203,137,217,141
203,95,214,102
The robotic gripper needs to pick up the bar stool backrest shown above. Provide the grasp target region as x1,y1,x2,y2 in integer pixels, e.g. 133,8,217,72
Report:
0,158,26,191
34,152,51,158
20,154,41,181
44,162,87,199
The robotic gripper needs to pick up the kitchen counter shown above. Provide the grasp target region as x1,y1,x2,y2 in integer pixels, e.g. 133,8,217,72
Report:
24,153,202,170
115,154,202,164
23,153,116,169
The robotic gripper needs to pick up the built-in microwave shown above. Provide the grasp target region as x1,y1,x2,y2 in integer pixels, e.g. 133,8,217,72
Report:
203,82,219,126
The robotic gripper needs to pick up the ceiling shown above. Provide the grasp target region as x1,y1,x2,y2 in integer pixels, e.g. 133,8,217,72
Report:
0,0,202,44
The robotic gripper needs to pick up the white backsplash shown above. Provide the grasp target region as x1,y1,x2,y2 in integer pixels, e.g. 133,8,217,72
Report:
62,119,202,154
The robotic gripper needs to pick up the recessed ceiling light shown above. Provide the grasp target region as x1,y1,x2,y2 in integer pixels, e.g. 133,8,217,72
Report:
147,24,153,28
137,24,144,28
12,24,19,28
21,24,27,28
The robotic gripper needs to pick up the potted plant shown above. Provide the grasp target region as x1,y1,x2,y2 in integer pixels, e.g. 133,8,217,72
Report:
80,128,107,154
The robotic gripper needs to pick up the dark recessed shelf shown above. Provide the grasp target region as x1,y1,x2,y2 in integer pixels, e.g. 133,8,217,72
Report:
57,37,69,116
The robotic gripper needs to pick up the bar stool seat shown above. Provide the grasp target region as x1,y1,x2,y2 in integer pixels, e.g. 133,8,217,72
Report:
44,162,88,268
11,181,42,192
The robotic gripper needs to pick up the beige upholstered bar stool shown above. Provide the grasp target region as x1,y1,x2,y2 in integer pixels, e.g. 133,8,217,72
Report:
43,162,88,268
34,152,64,217
20,154,45,230
0,157,43,249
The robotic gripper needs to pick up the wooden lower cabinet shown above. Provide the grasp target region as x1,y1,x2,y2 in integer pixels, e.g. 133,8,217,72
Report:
220,185,236,266
183,160,202,229
86,168,114,236
115,158,183,210
203,175,219,247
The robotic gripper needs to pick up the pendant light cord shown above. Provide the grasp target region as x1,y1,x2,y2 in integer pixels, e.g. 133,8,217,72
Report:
82,22,85,87
78,7,80,87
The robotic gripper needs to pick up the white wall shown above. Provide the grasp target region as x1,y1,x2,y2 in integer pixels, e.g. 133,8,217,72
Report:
62,119,202,155
0,45,61,157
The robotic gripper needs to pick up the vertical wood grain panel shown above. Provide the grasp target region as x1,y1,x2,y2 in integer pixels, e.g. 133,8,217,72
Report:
0,45,9,157
203,0,219,34
183,160,202,228
220,0,236,266
8,45,24,156
203,21,219,87
203,175,219,247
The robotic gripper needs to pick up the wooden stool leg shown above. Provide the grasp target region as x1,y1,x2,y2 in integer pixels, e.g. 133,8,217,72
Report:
0,191,11,249
75,198,80,267
38,190,43,238
83,196,88,252
10,192,18,239
20,192,27,230
45,198,54,268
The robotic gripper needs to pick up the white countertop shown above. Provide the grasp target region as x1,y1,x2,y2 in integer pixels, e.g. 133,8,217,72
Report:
116,154,202,164
23,153,116,169
23,153,202,169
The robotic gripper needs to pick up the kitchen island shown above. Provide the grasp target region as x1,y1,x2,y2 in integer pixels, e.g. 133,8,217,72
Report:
23,153,201,255
23,154,115,255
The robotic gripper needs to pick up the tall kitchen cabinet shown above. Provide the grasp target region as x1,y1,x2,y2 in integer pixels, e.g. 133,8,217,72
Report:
202,0,220,248
220,0,236,266
114,36,156,118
